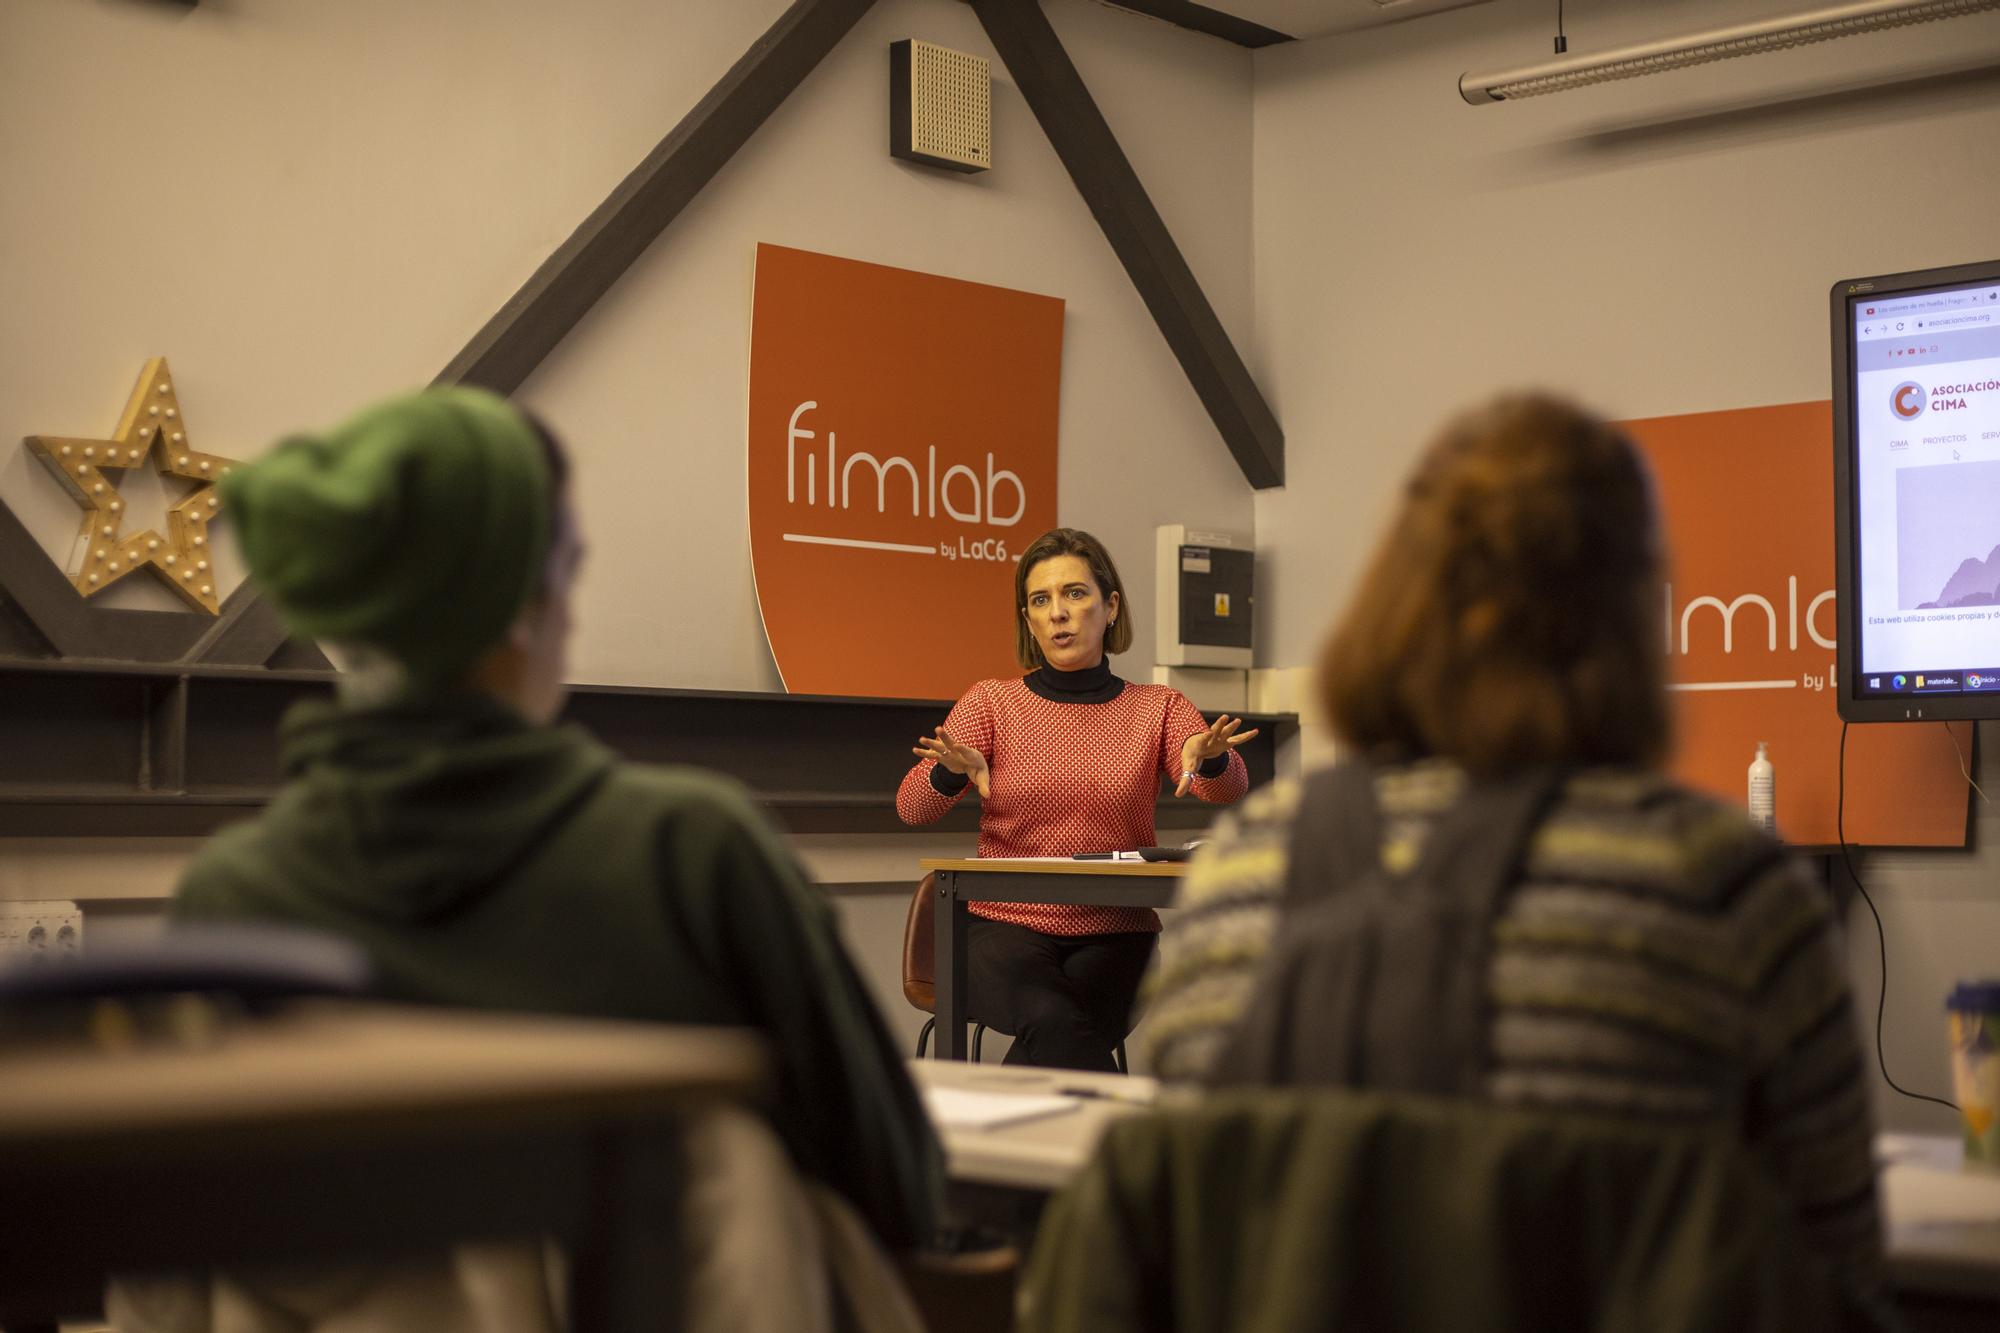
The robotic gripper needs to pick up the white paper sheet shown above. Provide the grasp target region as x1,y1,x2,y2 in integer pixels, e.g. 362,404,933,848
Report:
1882,1163,2000,1227
922,1084,1084,1131
1878,1132,1965,1172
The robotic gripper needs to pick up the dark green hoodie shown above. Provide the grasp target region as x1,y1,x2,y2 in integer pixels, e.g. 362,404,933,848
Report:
173,692,942,1248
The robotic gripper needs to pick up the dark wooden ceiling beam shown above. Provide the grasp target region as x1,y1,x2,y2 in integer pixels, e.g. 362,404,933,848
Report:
0,592,57,658
1095,1,1292,48
184,588,329,669
436,0,879,394
433,0,1279,485
969,0,1284,488
0,502,88,656
0,499,326,666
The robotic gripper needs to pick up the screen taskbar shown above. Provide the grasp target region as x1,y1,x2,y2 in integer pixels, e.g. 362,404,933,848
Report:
1858,667,2000,696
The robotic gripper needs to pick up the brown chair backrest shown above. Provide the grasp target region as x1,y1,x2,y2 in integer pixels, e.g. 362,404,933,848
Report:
902,1246,1019,1333
902,872,937,1013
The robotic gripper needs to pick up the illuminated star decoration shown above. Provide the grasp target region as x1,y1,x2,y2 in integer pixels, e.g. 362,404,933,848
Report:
25,357,239,615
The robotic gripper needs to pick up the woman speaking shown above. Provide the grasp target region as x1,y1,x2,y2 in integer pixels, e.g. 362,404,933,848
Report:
896,528,1255,1071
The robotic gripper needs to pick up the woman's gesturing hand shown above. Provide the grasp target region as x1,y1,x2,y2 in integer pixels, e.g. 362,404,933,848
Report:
913,727,991,798
1176,715,1260,796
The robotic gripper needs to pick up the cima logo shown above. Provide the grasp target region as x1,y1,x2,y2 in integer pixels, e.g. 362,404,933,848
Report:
1891,380,1927,420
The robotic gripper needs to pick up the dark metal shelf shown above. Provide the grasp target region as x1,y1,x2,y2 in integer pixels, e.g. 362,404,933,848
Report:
0,657,1296,837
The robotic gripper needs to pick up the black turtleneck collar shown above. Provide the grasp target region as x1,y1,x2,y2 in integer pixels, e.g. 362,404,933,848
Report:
1025,658,1125,704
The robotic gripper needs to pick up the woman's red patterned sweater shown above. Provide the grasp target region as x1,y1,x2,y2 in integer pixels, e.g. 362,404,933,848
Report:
896,676,1248,935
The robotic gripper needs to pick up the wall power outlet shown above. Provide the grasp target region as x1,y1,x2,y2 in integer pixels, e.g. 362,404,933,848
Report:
0,900,83,966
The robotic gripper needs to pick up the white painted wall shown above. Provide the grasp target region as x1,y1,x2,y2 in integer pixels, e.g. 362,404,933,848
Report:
0,0,1254,1065
1251,0,2000,666
1247,0,2000,1130
1,0,791,609
520,0,1257,689
1,0,1254,676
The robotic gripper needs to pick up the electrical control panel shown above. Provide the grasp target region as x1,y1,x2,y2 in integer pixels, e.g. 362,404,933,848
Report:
1156,525,1254,669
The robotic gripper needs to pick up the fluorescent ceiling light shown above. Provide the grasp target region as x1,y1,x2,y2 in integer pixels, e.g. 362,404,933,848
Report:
1461,0,2000,104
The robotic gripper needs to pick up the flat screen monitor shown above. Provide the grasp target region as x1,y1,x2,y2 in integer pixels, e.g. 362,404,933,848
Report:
1833,258,2000,722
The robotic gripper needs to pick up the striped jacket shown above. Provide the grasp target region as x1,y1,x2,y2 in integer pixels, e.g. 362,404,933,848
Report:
1140,761,1882,1281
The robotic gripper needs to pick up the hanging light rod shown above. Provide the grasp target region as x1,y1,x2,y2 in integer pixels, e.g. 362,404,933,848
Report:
1460,0,2000,104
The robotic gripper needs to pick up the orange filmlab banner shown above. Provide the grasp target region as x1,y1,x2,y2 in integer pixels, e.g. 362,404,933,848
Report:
1626,400,1970,847
747,244,1063,699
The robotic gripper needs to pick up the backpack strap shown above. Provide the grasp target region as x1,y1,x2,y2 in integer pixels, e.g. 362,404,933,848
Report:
1395,767,1568,1093
1279,761,1382,908
1215,761,1567,1096
1398,766,1568,932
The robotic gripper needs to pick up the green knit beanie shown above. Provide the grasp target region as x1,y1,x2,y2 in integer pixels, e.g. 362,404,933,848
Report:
224,387,554,687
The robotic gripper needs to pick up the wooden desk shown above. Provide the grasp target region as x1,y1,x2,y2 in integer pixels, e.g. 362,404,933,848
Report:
912,1070,2000,1318
919,858,1183,1061
1880,1134,2000,1308
911,1057,1157,1192
0,1002,764,1331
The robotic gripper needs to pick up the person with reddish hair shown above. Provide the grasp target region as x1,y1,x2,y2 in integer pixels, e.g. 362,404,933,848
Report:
1141,393,1881,1283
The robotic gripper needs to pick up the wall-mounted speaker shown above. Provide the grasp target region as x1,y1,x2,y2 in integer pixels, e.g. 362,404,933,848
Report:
890,40,991,174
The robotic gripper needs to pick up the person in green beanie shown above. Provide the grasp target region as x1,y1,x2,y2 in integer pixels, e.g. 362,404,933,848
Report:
173,387,942,1252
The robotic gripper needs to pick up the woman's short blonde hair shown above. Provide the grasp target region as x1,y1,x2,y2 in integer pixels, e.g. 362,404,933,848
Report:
1013,528,1133,669
1320,393,1670,776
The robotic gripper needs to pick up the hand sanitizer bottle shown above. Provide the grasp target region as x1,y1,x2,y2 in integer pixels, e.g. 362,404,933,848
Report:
1748,742,1776,835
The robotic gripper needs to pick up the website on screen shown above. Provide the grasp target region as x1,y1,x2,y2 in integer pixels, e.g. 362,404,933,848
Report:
1854,280,2000,696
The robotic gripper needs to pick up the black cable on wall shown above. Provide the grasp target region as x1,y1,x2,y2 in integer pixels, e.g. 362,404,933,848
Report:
1837,720,1959,1114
